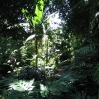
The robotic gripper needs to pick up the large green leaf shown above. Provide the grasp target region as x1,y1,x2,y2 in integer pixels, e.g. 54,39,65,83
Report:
33,0,44,24
22,0,44,26
40,84,49,97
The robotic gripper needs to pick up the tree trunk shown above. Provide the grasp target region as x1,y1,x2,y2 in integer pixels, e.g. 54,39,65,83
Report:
35,36,38,67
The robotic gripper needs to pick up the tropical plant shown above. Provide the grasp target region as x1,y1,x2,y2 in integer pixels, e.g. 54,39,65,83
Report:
71,92,97,99
1,79,35,99
18,66,46,81
47,72,78,96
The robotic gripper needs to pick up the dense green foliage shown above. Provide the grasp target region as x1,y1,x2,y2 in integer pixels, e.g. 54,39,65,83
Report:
0,0,99,99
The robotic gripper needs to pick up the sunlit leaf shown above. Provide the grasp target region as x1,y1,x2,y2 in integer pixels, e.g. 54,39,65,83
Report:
33,0,44,24
9,79,35,91
40,84,49,97
25,34,36,43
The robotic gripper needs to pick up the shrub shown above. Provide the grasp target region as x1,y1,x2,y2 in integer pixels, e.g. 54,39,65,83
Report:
18,66,46,81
